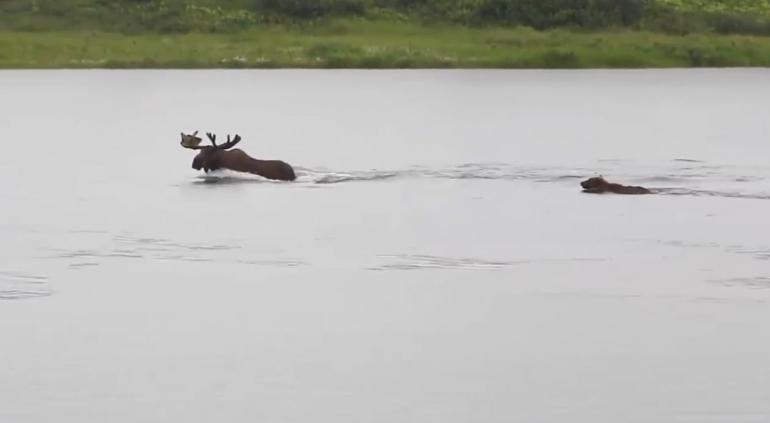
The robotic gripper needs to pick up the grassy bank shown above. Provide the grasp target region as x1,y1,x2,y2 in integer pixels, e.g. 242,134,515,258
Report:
658,0,770,16
3,1,770,69
3,20,770,69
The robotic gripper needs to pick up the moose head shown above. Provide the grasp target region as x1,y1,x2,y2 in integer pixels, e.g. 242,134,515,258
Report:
180,131,241,172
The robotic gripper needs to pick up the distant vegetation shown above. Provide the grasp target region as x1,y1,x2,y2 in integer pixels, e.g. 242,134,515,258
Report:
2,0,770,34
652,0,770,35
2,0,770,68
658,0,770,16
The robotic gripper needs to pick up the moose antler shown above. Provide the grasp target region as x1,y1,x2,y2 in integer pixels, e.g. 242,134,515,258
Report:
206,132,218,148
218,134,241,150
203,132,242,150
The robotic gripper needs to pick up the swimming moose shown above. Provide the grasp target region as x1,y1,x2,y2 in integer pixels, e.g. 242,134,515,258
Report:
180,131,296,181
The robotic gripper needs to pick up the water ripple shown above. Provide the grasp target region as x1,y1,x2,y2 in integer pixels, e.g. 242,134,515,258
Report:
711,277,770,290
369,254,606,271
538,291,767,305
371,254,517,271
636,239,770,263
184,159,770,202
113,235,239,253
0,271,51,300
727,247,770,261
69,262,100,269
238,258,306,267
273,161,770,201
44,235,242,268
656,188,770,200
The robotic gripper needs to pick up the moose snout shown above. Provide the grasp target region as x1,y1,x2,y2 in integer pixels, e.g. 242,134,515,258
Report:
192,157,203,170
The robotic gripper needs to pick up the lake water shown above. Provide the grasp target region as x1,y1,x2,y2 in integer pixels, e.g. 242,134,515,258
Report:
2,69,770,422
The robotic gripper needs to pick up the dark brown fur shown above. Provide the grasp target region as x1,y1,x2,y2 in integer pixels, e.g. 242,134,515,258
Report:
194,149,296,181
580,176,651,194
181,132,296,182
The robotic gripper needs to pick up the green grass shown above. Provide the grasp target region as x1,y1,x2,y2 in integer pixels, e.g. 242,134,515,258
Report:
2,19,770,69
2,1,770,69
658,0,770,16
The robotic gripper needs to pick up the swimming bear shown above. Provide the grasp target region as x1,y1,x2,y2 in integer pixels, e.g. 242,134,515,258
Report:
580,176,651,195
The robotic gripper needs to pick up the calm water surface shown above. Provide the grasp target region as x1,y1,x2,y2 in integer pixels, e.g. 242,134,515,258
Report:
1,69,770,422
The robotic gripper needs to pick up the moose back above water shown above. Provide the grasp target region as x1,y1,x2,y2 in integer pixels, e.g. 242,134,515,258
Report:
180,131,296,181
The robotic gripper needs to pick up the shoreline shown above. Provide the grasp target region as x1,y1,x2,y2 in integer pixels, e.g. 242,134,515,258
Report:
3,22,770,69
